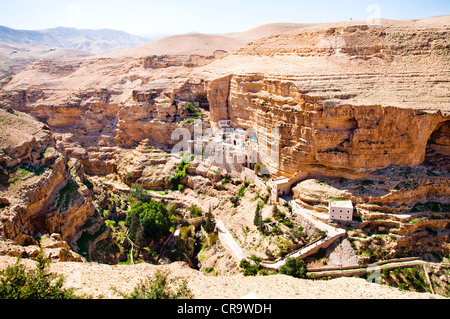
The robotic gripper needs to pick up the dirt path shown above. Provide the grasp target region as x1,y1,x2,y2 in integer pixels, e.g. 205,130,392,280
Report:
215,219,244,262
260,199,346,270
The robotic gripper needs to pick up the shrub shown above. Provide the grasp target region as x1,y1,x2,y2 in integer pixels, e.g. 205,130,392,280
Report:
113,269,193,299
238,181,250,196
272,204,286,220
272,225,283,235
131,184,152,202
0,250,83,299
282,218,294,228
239,259,260,276
204,206,216,234
253,202,267,234
279,257,307,279
168,158,191,188
185,102,198,114
126,201,172,239
229,196,240,207
188,204,203,218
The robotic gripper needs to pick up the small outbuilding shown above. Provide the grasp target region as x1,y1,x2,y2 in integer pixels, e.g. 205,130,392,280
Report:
328,199,353,221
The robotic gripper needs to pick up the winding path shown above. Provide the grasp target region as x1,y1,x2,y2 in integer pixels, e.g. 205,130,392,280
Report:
260,200,346,270
211,197,347,270
215,219,244,262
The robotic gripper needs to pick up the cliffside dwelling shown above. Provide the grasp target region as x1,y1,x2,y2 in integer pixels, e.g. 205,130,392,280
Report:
188,119,259,170
328,199,353,221
188,118,310,203
269,171,309,202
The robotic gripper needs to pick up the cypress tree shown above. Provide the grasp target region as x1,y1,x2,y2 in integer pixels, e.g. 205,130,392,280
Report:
253,201,263,230
204,205,216,233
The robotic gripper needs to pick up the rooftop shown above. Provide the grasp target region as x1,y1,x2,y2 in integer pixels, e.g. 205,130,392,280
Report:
273,177,290,185
329,199,353,208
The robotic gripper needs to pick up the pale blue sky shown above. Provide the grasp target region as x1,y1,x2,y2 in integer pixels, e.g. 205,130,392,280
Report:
0,0,449,36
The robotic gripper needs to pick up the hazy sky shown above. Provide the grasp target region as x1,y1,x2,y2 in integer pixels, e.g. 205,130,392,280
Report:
0,0,449,36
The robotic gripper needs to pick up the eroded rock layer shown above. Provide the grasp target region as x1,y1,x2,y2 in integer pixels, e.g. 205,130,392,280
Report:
0,108,95,260
0,18,448,265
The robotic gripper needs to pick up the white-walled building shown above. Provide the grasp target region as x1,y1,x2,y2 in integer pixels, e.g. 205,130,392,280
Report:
328,199,353,221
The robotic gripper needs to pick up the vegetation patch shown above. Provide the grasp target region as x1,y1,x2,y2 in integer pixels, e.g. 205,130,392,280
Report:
56,180,79,210
168,157,191,188
112,269,193,299
0,250,87,299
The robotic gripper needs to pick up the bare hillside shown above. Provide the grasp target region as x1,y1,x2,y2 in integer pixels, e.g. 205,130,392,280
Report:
0,256,442,299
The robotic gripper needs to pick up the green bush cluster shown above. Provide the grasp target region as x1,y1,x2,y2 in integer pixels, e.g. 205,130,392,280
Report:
254,201,265,233
0,250,84,299
239,256,307,279
279,257,307,279
229,181,250,207
188,204,203,218
125,201,172,240
239,256,267,276
113,269,193,299
204,206,216,234
382,266,430,293
168,158,191,188
130,184,152,202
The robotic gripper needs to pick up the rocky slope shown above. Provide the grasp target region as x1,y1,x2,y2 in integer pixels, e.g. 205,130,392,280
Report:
0,17,448,298
0,255,443,299
1,18,448,179
0,108,95,260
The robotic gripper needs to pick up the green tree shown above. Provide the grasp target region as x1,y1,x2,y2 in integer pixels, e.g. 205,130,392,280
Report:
188,204,203,218
126,201,172,239
272,204,285,220
279,257,307,279
204,205,216,234
0,250,83,299
229,196,240,207
254,201,264,232
239,259,260,276
128,211,145,249
113,269,193,299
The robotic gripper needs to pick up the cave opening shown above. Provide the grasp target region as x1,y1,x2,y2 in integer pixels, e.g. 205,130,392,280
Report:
422,120,450,172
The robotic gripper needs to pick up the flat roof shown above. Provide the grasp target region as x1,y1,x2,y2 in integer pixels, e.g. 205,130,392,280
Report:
329,199,353,208
273,177,290,185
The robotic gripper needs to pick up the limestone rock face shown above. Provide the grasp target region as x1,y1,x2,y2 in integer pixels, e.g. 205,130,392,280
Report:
292,166,450,262
218,74,447,175
2,21,448,179
115,139,177,190
0,109,95,257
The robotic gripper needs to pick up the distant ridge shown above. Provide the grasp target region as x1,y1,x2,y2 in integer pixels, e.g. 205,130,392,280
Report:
0,26,150,54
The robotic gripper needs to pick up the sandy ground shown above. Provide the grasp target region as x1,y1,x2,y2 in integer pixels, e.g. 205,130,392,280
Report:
0,256,443,299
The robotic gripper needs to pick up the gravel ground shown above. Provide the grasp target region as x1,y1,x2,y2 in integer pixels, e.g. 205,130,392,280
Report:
0,256,443,299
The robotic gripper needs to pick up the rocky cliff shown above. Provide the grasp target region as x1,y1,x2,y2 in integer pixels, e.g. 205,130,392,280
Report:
0,108,95,260
2,20,448,179
201,22,450,176
0,17,448,266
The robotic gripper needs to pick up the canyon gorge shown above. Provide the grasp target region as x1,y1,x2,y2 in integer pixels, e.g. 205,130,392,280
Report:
0,16,449,298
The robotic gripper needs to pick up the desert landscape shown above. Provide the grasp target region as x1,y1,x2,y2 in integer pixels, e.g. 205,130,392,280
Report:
0,6,448,301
